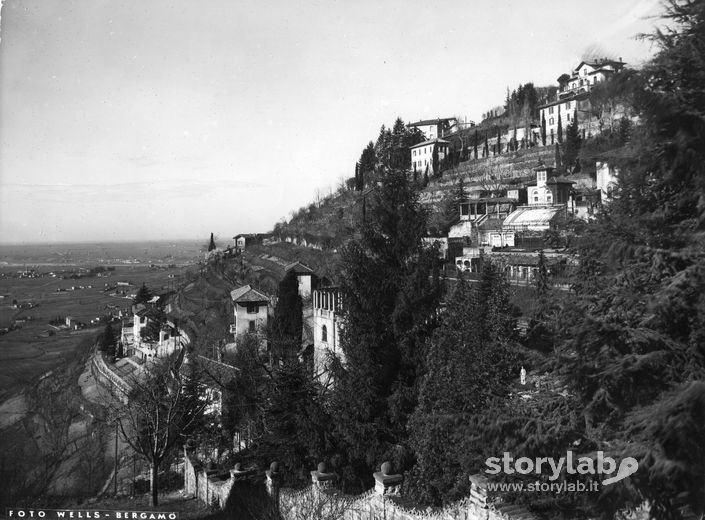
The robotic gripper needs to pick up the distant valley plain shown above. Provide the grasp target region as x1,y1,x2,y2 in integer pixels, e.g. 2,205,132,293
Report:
0,240,203,400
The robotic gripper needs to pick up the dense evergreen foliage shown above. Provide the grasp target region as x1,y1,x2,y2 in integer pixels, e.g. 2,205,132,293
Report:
270,270,303,361
329,169,443,489
563,109,582,173
133,282,153,304
407,263,519,504
555,3,705,517
210,4,705,518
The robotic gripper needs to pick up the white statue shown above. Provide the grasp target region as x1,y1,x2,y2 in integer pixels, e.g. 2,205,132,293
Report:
520,366,526,385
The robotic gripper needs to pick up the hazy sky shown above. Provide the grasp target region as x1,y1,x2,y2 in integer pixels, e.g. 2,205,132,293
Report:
0,0,662,244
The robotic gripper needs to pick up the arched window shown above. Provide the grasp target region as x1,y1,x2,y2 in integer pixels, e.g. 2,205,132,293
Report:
321,325,328,343
533,190,539,203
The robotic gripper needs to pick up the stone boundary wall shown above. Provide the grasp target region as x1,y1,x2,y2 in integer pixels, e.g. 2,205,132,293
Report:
278,485,529,520
93,326,191,401
183,448,253,510
91,351,131,403
184,458,536,520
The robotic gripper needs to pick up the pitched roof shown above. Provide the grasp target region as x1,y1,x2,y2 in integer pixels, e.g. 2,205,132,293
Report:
409,118,456,127
573,59,626,73
230,285,270,303
409,138,450,149
285,261,315,275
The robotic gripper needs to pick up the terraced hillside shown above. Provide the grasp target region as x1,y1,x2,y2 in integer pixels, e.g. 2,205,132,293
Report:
276,145,559,249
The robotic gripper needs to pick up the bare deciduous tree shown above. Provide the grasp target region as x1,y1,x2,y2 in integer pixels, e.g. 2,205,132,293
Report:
113,354,207,506
478,158,516,197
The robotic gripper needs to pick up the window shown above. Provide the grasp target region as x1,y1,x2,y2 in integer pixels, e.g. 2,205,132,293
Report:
549,117,554,125
546,193,552,203
533,190,539,203
248,321,256,333
548,106,554,114
460,203,469,216
321,325,328,343
247,304,258,314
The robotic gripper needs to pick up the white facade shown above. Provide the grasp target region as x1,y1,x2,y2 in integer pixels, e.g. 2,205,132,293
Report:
230,285,270,349
410,139,449,175
130,309,184,362
285,262,315,299
540,99,578,144
312,288,343,382
233,301,268,338
298,274,312,298
540,58,627,142
596,161,618,202
408,118,457,140
527,168,554,206
561,59,625,99
132,310,148,345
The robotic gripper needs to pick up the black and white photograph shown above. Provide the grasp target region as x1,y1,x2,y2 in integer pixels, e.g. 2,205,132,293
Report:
1,0,704,518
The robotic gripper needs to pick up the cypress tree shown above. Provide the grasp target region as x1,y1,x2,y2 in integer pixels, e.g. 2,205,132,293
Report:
408,261,517,504
540,112,547,146
432,145,439,177
563,109,582,173
134,283,153,305
270,270,303,362
331,168,443,489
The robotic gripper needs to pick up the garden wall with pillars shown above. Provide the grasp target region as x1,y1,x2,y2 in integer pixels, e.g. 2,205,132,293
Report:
268,461,537,520
183,447,256,509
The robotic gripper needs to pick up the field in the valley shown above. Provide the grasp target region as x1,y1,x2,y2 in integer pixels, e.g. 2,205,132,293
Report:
0,243,200,400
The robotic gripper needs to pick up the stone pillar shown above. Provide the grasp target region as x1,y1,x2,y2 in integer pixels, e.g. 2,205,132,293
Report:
265,461,281,508
373,461,403,496
311,462,337,492
230,462,255,482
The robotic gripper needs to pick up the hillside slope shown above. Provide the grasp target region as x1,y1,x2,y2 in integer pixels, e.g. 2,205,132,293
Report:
277,145,560,248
